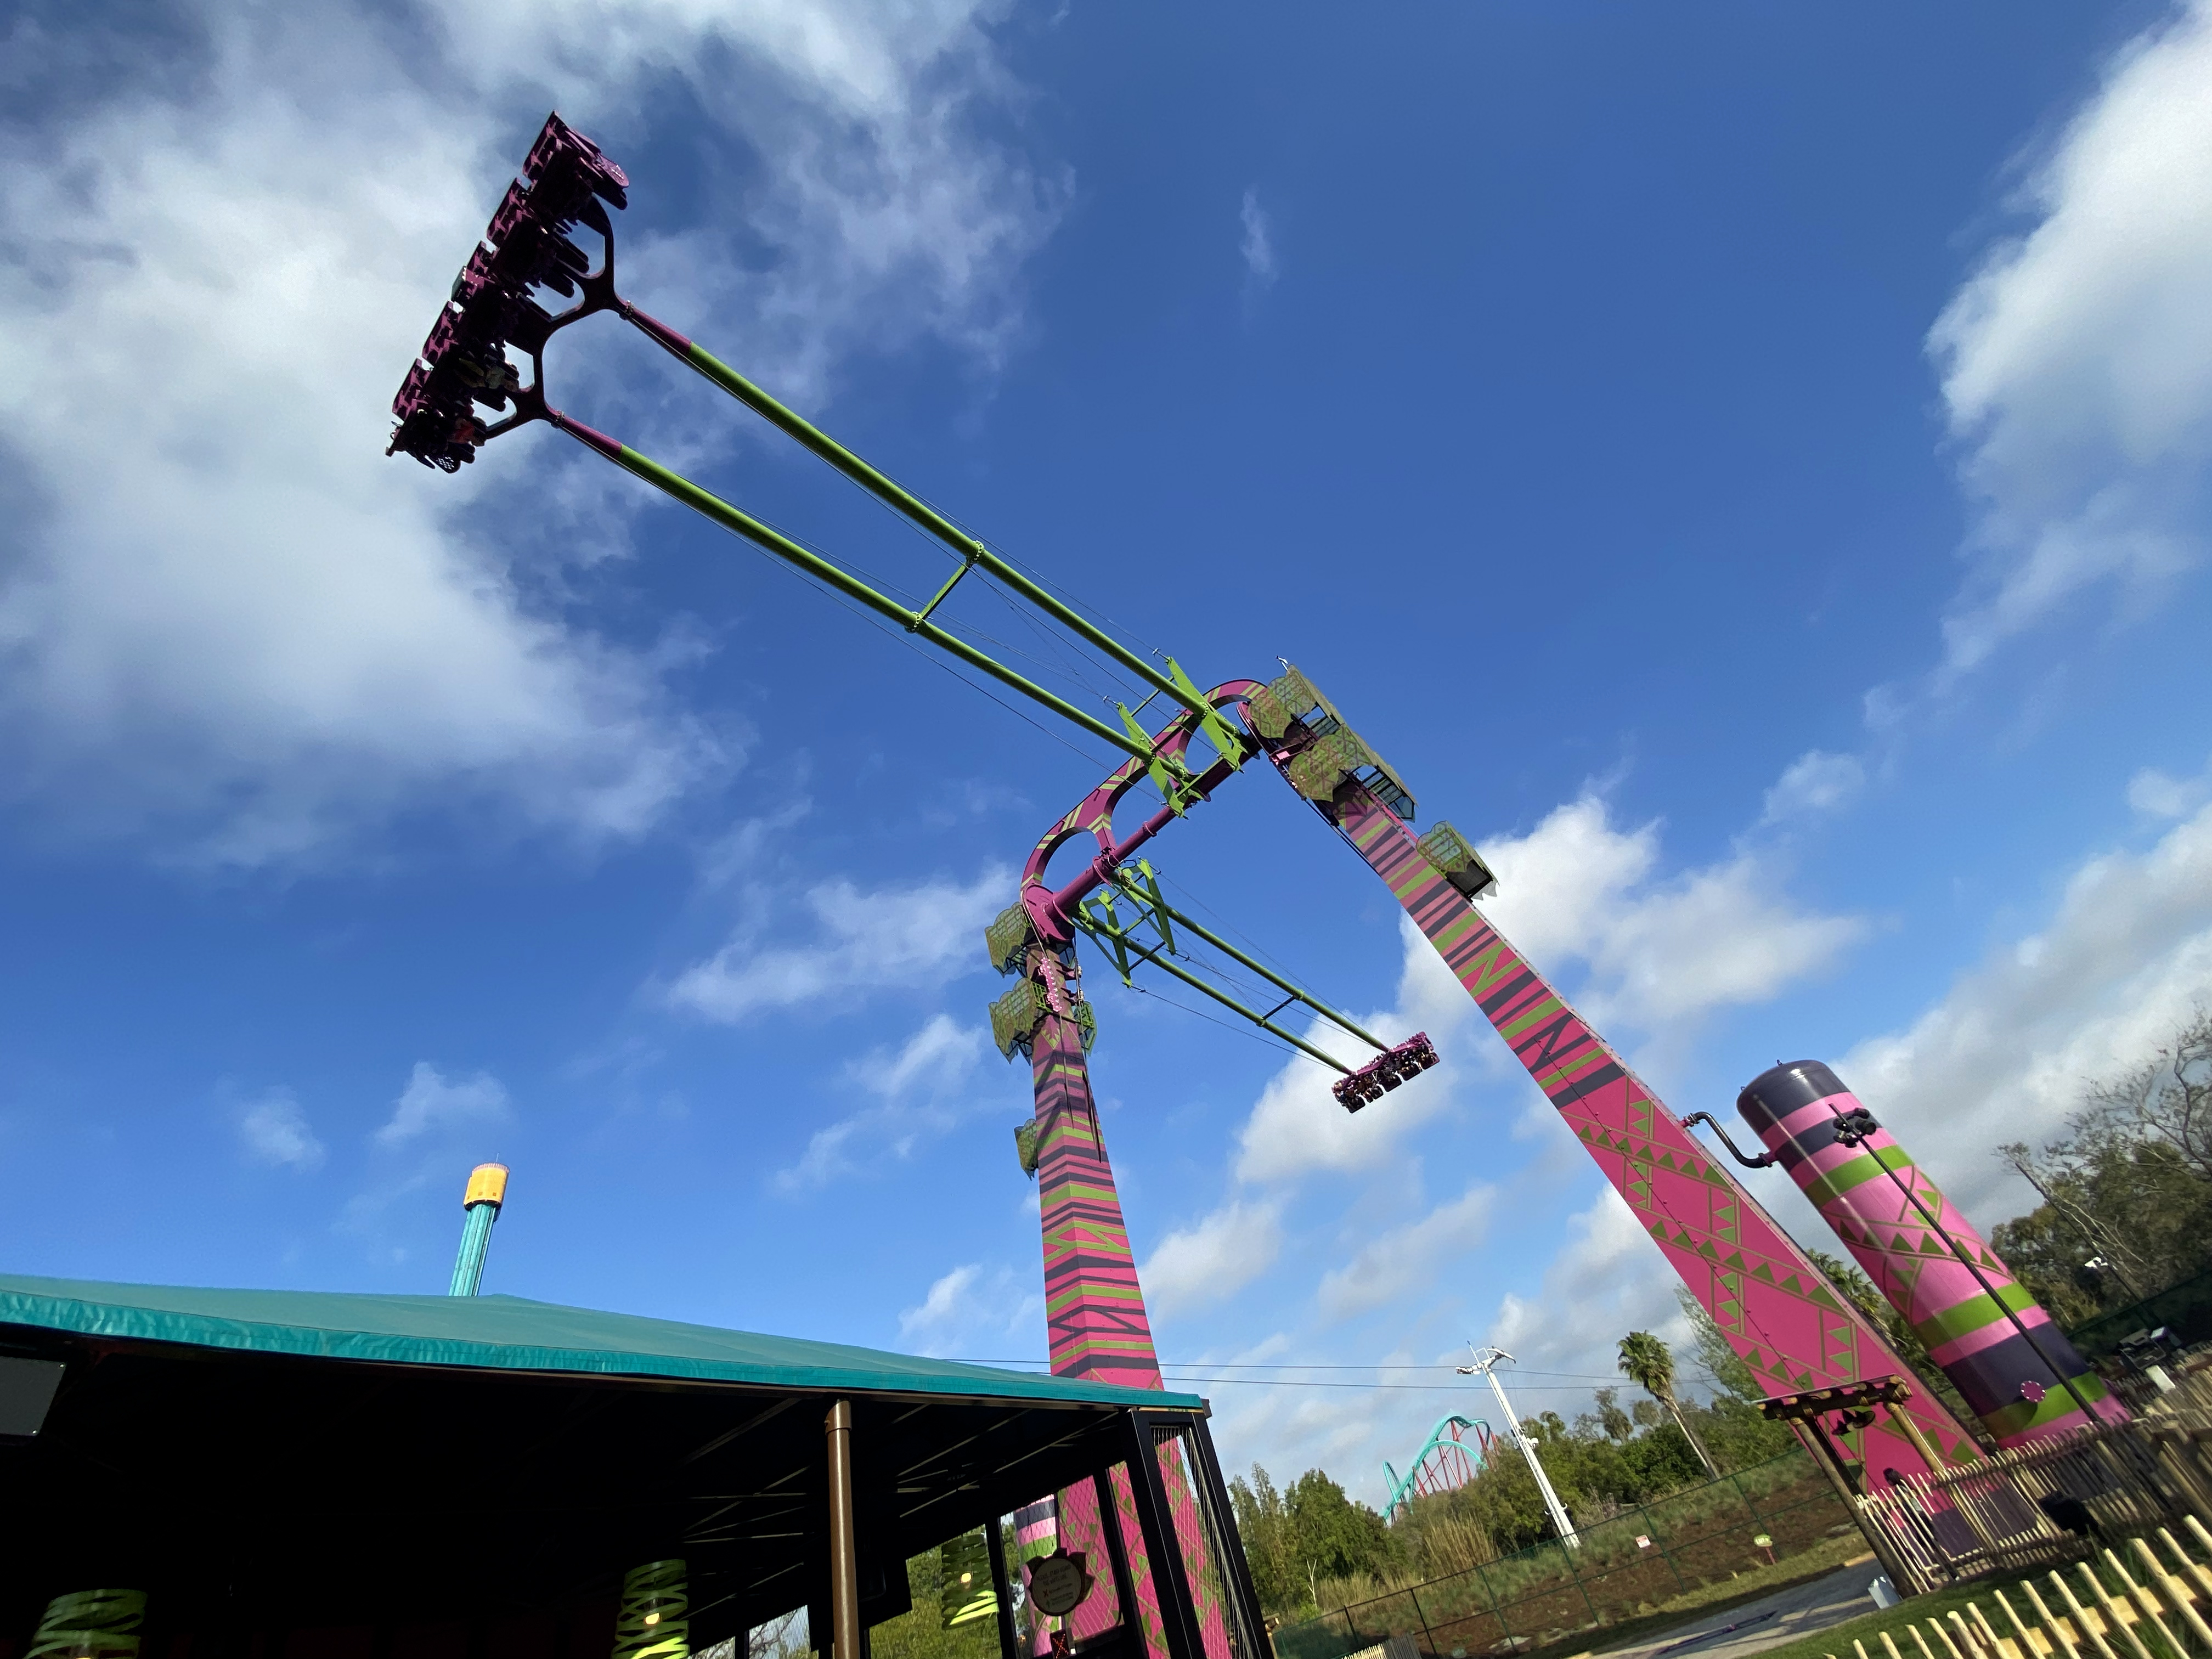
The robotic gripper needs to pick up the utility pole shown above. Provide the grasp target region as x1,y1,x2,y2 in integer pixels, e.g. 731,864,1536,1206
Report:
1460,1345,1579,1549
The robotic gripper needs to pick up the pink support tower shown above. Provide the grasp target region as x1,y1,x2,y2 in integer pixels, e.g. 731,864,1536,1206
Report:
1735,1062,2126,1446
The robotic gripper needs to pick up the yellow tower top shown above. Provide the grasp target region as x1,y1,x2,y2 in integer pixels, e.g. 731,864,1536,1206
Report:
462,1163,510,1210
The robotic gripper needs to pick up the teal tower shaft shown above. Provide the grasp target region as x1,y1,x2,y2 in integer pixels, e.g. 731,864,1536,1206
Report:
447,1163,509,1296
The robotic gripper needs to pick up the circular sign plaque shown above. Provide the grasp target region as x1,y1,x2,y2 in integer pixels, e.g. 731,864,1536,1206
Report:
1027,1550,1093,1618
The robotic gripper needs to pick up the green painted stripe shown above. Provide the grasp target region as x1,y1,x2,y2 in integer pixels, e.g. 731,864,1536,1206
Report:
1912,1280,2040,1347
1497,995,1566,1043
1801,1144,1914,1209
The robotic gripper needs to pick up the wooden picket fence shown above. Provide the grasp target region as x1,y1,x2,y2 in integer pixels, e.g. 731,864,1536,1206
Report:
1857,1378,2212,1595
1827,1520,2212,1659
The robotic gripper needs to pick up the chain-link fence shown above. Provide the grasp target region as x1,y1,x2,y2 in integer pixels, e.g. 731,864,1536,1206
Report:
1272,1451,1855,1659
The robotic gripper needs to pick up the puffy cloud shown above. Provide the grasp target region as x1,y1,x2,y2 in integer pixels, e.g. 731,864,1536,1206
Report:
670,865,1010,1022
1839,792,2212,1220
898,1261,1039,1358
235,1088,326,1170
1760,750,1866,824
1317,1182,1495,1321
778,1013,1003,1189
1927,0,2212,676
375,1062,510,1148
1477,796,1866,1030
0,0,1056,864
1240,189,1277,286
1139,1199,1286,1320
1234,793,1861,1184
1486,1187,1694,1401
2129,758,2212,819
1234,915,1472,1184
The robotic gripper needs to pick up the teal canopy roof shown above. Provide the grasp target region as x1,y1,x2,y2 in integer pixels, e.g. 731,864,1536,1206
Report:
0,1272,1201,1409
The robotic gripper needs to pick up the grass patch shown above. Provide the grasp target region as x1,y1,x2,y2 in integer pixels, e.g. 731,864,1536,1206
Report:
1723,1566,2055,1659
1507,1536,1875,1659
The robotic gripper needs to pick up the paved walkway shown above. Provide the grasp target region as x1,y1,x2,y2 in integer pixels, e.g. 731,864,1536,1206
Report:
1584,1560,1883,1659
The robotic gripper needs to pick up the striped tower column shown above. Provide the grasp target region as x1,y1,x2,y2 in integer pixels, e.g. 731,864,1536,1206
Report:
1321,781,1983,1484
1736,1061,2125,1446
1026,986,1234,1659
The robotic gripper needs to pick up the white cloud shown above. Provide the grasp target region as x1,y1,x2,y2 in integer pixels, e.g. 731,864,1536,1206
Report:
0,0,1057,864
1479,795,1866,1029
376,1062,510,1148
235,1088,326,1170
1139,1199,1286,1319
670,865,1010,1022
1927,0,2212,676
1234,915,1472,1184
1760,749,1866,824
898,1261,1040,1358
1239,188,1277,287
2129,757,2212,819
1839,791,2212,1220
1486,1186,1694,1403
1317,1182,1495,1321
777,1013,998,1189
1231,794,1860,1186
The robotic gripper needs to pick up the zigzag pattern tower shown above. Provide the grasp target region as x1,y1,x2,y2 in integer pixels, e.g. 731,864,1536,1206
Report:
1736,1061,2124,1446
1009,959,1234,1659
1312,776,1984,1487
1031,997,1160,1388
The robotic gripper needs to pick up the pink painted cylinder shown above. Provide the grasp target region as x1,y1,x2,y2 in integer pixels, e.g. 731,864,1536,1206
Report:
1736,1060,2125,1446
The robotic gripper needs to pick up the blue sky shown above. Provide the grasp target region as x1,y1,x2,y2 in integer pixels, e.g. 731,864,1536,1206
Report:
3,0,2210,1504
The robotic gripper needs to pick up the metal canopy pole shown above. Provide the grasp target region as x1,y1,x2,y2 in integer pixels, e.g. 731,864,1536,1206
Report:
1183,1418,1270,1658
1088,1468,1142,1640
826,1400,861,1659
1119,1413,1203,1659
984,1515,1021,1659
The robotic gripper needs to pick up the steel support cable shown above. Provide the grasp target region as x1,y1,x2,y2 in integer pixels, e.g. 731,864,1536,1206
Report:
1117,979,1321,1068
1112,877,1387,1053
554,419,1158,765
787,397,1176,678
645,330,1216,727
804,466,1141,707
738,527,1122,774
729,499,1134,706
1077,912,1353,1073
1156,871,1309,986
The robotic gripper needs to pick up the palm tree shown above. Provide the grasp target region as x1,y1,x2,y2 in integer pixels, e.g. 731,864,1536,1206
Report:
1617,1331,1719,1479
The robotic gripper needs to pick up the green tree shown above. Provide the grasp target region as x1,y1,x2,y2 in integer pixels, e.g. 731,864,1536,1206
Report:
868,1548,1007,1659
1285,1468,1397,1583
1589,1386,1633,1443
1229,1464,1397,1616
1616,1331,1718,1479
1671,1291,1795,1470
1993,1012,2212,1322
1228,1463,1299,1615
1799,1248,1984,1442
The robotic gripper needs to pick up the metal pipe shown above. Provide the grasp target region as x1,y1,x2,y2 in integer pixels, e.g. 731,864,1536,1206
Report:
1068,909,1353,1073
1039,754,1243,928
1680,1111,1776,1170
984,1513,1021,1659
619,308,1210,726
826,1399,860,1659
550,412,1156,768
1125,882,1389,1053
447,1163,508,1296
